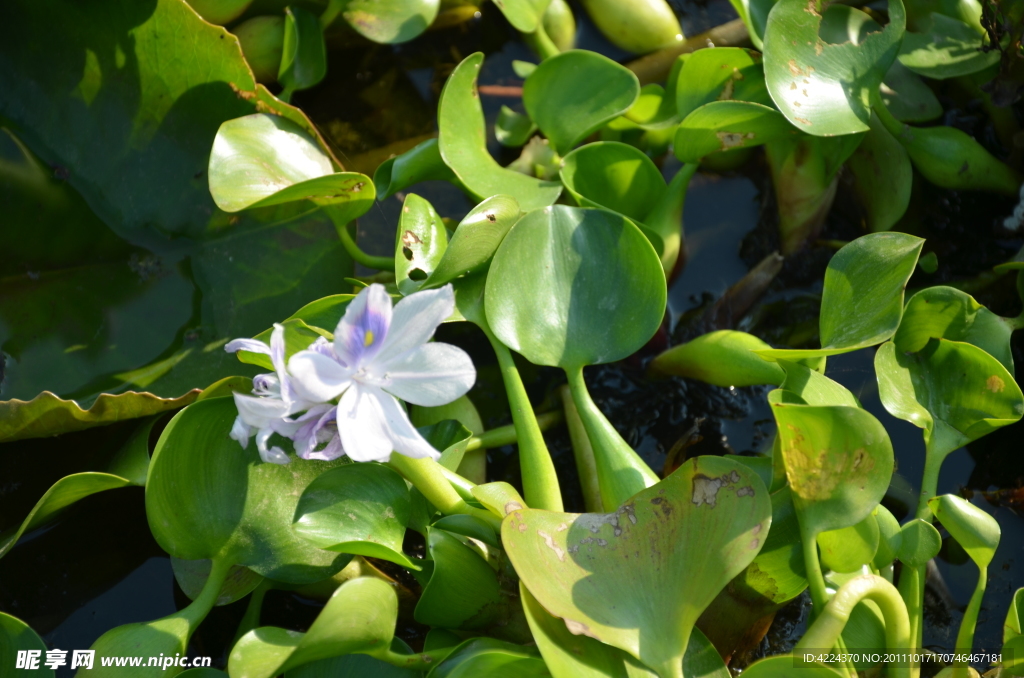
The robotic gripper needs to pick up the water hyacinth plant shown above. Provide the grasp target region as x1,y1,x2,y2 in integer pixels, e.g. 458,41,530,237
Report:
2,0,1024,676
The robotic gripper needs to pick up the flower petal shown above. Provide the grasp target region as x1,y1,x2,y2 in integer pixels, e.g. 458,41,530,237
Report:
233,392,292,428
334,284,392,369
288,351,353,402
374,285,454,366
373,387,442,460
225,338,270,355
230,416,252,447
376,343,476,406
336,385,395,462
256,428,291,465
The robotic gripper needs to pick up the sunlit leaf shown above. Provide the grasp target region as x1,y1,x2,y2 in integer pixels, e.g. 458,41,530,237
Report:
675,101,797,163
1,612,53,678
340,0,439,44
897,13,1000,79
928,494,1000,568
394,194,448,296
649,330,785,386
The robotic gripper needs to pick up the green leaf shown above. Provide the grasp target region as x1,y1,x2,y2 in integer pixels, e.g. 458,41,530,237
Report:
373,138,458,200
769,393,894,537
893,123,1022,195
896,518,941,567
209,113,374,218
146,397,351,584
428,638,548,678
179,670,230,678
575,0,683,54
496,106,537,148
875,339,1024,460
1,612,53,678
0,390,197,443
817,513,880,573
492,0,551,32
340,0,439,44
675,48,772,119
928,494,1000,568
293,463,418,570
763,0,906,135
742,657,845,677
279,5,326,94
880,60,943,122
414,528,512,631
228,577,398,678
485,205,665,368
522,50,640,155
560,142,665,224
757,232,923,361
895,285,1014,374
424,195,522,289
285,640,424,678
649,330,786,386
395,194,448,296
776,360,859,407
438,54,562,212
171,558,264,606
624,84,675,129
1007,587,1024,641
675,101,797,163
504,456,770,678
846,114,913,232
432,515,500,548
897,13,1000,79
872,505,903,568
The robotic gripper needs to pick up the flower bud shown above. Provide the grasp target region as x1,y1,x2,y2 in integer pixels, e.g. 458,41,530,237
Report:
578,0,683,54
898,125,1021,196
187,0,253,25
234,16,285,84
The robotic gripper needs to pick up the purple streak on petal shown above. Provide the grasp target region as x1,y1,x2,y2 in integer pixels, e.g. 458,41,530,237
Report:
308,336,337,360
225,338,271,355
252,373,280,397
291,405,335,458
334,284,392,370
307,434,344,461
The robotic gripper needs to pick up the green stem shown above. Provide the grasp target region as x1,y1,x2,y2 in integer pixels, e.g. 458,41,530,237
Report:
319,0,344,29
523,23,560,60
801,525,831,615
871,89,905,140
380,646,456,670
560,385,603,513
487,332,564,512
278,86,295,104
180,557,233,633
438,465,477,501
795,575,912,678
898,564,925,676
952,568,987,678
464,411,564,452
916,451,944,520
564,365,658,511
388,454,502,531
335,220,396,271
233,579,270,645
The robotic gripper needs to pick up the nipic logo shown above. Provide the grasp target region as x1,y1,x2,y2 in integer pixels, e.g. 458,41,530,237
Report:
15,649,94,670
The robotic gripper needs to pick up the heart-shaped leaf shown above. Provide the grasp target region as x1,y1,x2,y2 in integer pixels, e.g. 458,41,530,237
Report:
293,463,418,569
438,53,561,212
894,286,1014,374
279,6,326,95
485,205,665,368
1,612,53,678
428,637,548,678
896,518,942,567
339,0,439,44
928,494,1000,568
373,138,458,200
675,101,798,163
504,456,771,678
817,513,880,573
897,13,1000,79
496,106,537,148
649,330,786,386
675,47,772,119
846,114,913,232
875,339,1024,461
560,142,665,224
522,50,640,155
395,194,448,296
208,113,374,220
424,195,522,289
757,232,923,361
147,397,351,584
769,393,894,537
764,0,906,135
228,577,398,678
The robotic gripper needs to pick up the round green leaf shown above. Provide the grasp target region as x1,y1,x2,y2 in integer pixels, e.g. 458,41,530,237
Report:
228,577,398,678
846,113,913,232
171,558,264,606
675,101,798,163
496,106,537,148
428,638,548,678
897,13,1000,79
146,397,351,584
649,330,785,386
492,0,550,32
292,463,417,569
894,285,1014,374
208,113,374,218
485,205,666,368
340,0,439,44
424,195,522,289
1,612,53,678
764,0,906,135
575,0,682,54
817,513,880,573
560,142,665,223
395,194,448,296
875,338,1024,460
279,6,326,93
928,494,1000,568
675,48,772,120
504,456,771,678
872,505,903,568
373,138,458,200
896,518,942,567
438,53,561,212
523,51,641,155
769,395,894,536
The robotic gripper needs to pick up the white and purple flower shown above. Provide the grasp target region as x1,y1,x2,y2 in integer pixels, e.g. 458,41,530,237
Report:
224,283,475,464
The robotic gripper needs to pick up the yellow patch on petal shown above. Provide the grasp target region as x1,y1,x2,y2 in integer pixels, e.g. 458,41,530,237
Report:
364,330,375,347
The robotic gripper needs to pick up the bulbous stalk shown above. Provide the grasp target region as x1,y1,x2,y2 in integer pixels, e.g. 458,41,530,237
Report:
951,568,987,678
388,454,502,530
